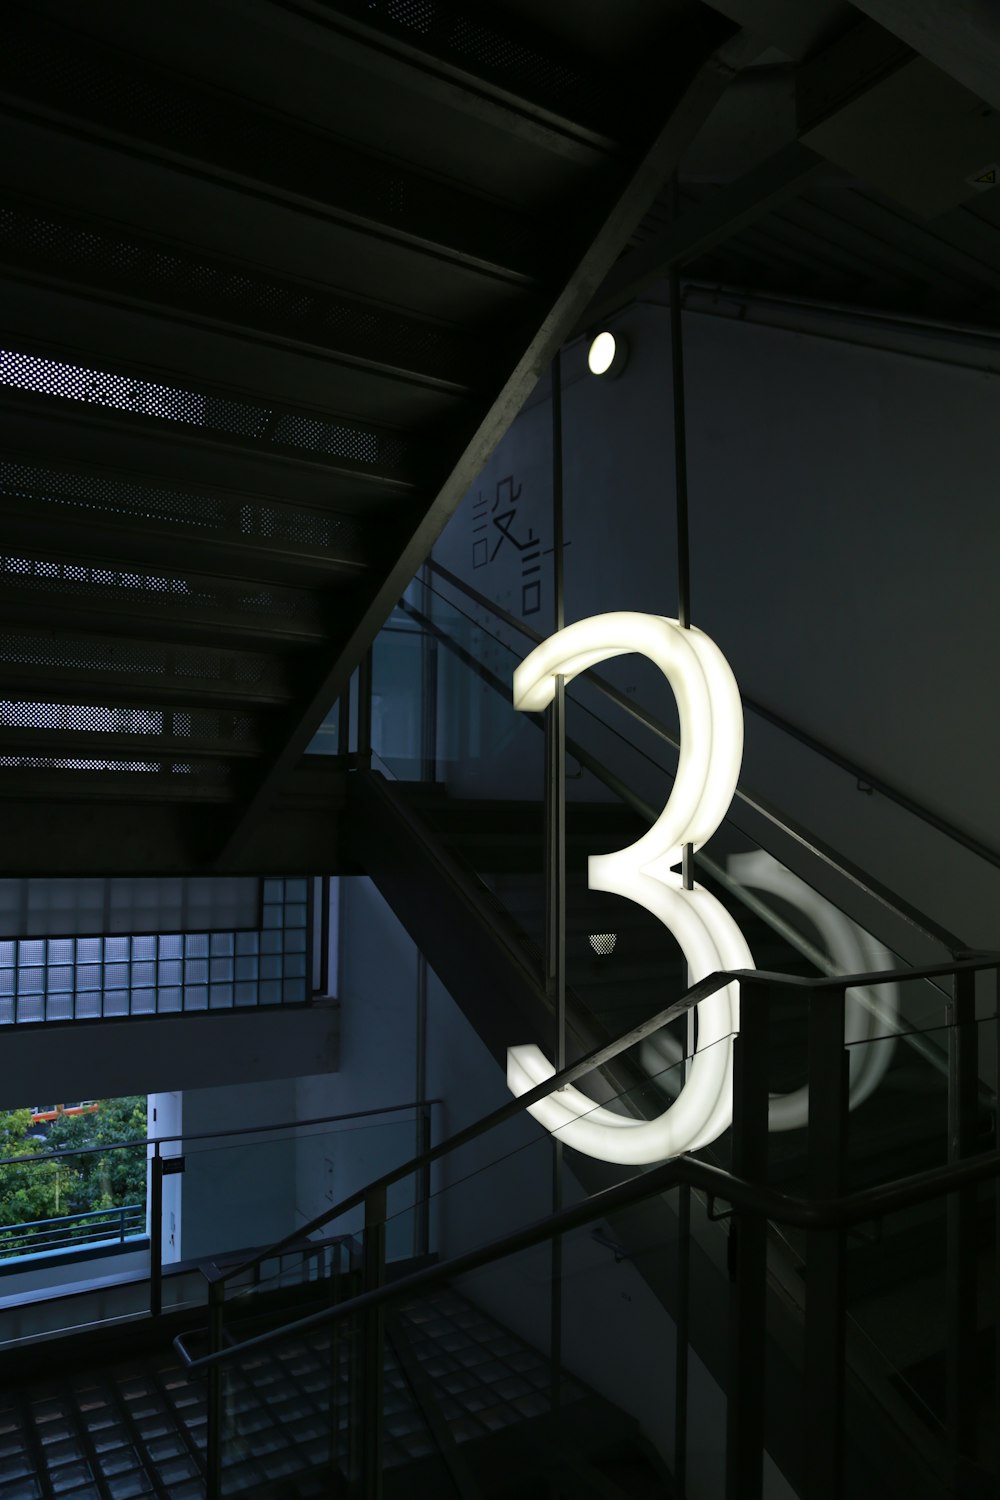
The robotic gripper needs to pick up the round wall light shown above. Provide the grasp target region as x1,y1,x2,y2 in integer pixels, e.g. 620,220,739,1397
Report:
587,330,628,379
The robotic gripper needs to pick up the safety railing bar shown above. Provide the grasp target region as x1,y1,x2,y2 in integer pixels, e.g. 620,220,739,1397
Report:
426,559,1000,876
0,1098,442,1170
425,560,546,646
403,585,965,954
214,968,731,1285
177,1137,1000,1377
0,1203,145,1233
741,696,1000,873
216,949,1000,1286
702,852,970,1094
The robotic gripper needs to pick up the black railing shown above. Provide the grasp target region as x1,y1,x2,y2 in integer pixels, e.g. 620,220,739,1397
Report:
0,1099,438,1315
0,1202,145,1260
419,559,974,958
426,557,1000,879
175,952,1000,1500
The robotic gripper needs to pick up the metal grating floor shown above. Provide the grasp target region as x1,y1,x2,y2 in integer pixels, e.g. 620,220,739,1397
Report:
0,1287,585,1499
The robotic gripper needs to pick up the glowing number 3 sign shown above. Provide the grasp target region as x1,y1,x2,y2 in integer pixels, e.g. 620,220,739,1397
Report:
505,612,754,1164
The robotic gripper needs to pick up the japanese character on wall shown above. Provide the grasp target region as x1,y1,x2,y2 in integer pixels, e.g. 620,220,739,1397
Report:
470,473,543,617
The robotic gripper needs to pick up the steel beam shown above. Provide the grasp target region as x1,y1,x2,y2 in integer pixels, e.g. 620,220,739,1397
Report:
0,277,472,431
0,769,349,874
0,11,546,287
217,18,755,866
229,0,625,163
0,189,480,395
0,353,425,495
582,141,829,328
0,403,411,516
0,727,262,761
0,641,292,712
0,494,372,590
0,577,328,654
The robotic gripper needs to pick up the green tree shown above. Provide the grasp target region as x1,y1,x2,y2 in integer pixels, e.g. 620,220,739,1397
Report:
47,1097,148,1210
0,1097,148,1255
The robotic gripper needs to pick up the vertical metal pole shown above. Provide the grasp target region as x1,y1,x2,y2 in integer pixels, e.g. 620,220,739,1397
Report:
947,966,978,1473
671,189,695,1003
337,681,351,759
206,1278,224,1500
675,795,694,1496
357,648,373,770
414,953,430,1261
306,874,318,997
320,876,331,996
674,1180,691,1496
361,1184,386,1500
420,565,439,782
669,226,690,629
548,350,566,1418
669,189,694,1492
149,1146,163,1319
994,966,1000,1479
804,986,849,1500
725,978,770,1500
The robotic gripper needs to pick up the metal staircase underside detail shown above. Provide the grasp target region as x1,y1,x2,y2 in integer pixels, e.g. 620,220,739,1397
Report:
0,0,742,874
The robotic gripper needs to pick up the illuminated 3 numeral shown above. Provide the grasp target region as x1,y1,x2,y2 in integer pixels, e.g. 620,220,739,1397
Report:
506,613,753,1164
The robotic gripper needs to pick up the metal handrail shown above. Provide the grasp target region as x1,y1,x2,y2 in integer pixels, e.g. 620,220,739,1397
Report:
0,1098,441,1170
0,1202,146,1258
212,951,1000,1290
394,589,975,1092
417,563,966,953
425,556,1000,871
177,1121,1000,1378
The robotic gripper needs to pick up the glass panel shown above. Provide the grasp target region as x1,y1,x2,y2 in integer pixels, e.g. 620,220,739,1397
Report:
218,1297,353,1496
838,1008,998,1488
181,1116,419,1267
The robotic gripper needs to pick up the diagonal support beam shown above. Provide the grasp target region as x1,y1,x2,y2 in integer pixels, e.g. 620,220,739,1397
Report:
216,20,762,868
580,140,829,330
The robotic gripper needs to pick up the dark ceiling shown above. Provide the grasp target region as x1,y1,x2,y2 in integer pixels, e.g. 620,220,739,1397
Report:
0,0,994,874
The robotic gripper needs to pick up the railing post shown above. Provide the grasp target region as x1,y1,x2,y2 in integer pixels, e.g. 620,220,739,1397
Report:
149,1146,163,1318
947,965,978,1476
725,977,770,1500
357,649,373,770
361,1184,386,1500
337,681,351,759
206,1277,224,1500
805,984,848,1500
414,1103,432,1261
674,1180,690,1497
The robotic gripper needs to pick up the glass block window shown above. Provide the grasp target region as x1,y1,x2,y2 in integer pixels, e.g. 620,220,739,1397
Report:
0,879,309,1024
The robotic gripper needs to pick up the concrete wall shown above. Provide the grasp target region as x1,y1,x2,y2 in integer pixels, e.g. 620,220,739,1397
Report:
431,299,1000,952
178,1077,299,1262
0,1004,339,1110
295,877,428,1257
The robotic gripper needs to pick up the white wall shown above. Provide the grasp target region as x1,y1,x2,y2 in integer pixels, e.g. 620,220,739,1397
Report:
148,1090,182,1266
179,1077,299,1262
